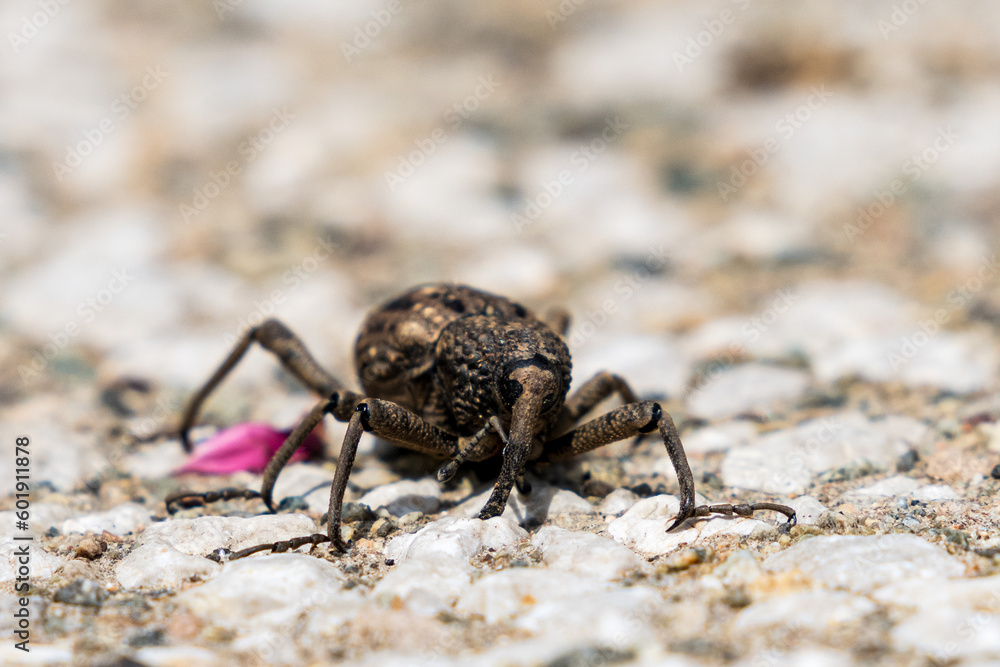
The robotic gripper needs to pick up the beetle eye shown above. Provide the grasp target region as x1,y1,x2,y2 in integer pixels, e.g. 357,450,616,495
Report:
541,392,557,411
499,377,522,408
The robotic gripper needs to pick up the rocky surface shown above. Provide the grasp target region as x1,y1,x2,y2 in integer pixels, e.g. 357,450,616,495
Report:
3,1,1000,666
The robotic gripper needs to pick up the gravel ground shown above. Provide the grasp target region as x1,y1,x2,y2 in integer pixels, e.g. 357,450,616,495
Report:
3,2,1000,666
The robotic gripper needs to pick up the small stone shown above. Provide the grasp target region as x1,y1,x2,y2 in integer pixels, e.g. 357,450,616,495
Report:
991,464,1000,480
661,547,713,572
872,575,1000,658
848,475,920,497
53,579,108,607
847,476,960,502
721,586,752,608
896,449,920,473
60,502,151,536
680,421,758,455
115,543,220,592
455,569,609,624
686,363,811,420
701,471,724,490
358,479,441,517
581,479,615,498
74,535,105,560
115,514,320,591
1,538,67,582
371,517,397,538
450,482,594,522
341,502,377,523
276,496,310,512
127,628,166,647
712,549,763,587
384,516,528,567
598,488,639,516
764,534,964,593
176,553,364,647
722,412,927,495
733,589,878,634
397,511,422,526
786,496,827,525
375,517,528,614
532,526,646,580
607,495,768,557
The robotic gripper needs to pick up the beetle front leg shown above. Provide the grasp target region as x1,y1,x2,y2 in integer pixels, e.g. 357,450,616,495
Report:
178,319,362,451
539,401,795,531
219,398,459,560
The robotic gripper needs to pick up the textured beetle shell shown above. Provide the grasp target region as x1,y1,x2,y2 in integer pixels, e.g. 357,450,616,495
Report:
435,316,571,436
354,283,570,436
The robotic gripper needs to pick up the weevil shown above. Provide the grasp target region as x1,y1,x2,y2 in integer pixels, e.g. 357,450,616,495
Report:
168,283,795,559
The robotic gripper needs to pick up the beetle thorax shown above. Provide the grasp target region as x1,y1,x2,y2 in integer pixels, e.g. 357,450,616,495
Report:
434,315,571,437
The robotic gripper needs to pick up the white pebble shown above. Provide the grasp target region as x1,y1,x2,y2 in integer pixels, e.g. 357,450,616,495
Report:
721,411,927,495
607,495,768,557
455,569,608,624
532,526,647,580
846,476,959,502
764,534,964,593
450,483,593,522
114,514,321,591
270,462,336,514
679,420,758,454
376,516,528,614
176,553,358,627
735,589,877,634
686,364,811,420
132,646,220,667
373,559,474,616
60,502,151,536
873,575,1000,659
384,516,527,566
358,478,441,517
135,514,320,555
598,488,639,516
0,539,66,583
786,496,827,525
115,542,220,591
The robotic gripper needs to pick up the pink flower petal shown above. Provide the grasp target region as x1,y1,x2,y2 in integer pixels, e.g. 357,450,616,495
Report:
174,422,325,475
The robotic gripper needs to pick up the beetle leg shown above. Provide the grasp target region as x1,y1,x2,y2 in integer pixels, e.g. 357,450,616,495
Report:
436,415,507,482
178,319,362,452
551,371,638,436
539,401,796,531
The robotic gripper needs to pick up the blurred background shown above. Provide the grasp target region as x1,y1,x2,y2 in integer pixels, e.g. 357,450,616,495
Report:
2,0,999,459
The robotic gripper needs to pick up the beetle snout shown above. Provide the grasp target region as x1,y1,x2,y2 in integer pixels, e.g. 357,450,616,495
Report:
496,356,563,415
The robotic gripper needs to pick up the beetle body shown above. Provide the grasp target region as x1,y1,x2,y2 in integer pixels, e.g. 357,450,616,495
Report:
355,284,571,453
172,282,796,558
